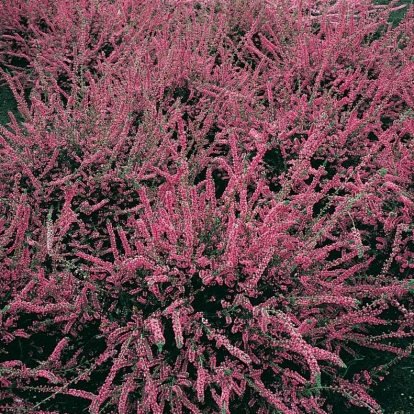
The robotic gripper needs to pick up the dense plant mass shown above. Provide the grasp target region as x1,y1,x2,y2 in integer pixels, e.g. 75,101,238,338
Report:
0,0,413,412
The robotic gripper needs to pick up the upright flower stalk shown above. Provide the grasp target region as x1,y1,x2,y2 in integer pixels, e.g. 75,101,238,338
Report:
0,0,413,413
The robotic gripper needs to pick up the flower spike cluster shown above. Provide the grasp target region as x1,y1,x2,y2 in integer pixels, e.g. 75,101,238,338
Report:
0,0,413,412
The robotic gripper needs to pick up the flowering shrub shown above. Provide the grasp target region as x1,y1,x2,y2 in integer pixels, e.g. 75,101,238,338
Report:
0,0,413,413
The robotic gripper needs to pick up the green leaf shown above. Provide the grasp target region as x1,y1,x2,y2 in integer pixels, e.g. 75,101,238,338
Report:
406,280,414,294
315,373,321,389
1,305,10,313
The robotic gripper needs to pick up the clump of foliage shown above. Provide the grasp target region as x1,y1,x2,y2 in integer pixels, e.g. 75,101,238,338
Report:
0,0,413,413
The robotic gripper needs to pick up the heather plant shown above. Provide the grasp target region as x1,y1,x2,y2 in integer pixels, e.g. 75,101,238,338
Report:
0,0,413,413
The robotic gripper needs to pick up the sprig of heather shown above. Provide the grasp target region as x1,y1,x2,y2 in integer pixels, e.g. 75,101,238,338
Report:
0,0,413,413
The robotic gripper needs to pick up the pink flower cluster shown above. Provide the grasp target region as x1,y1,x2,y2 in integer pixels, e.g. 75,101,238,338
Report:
0,0,413,413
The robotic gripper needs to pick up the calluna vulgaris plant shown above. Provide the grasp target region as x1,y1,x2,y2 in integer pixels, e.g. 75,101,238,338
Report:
0,0,413,413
